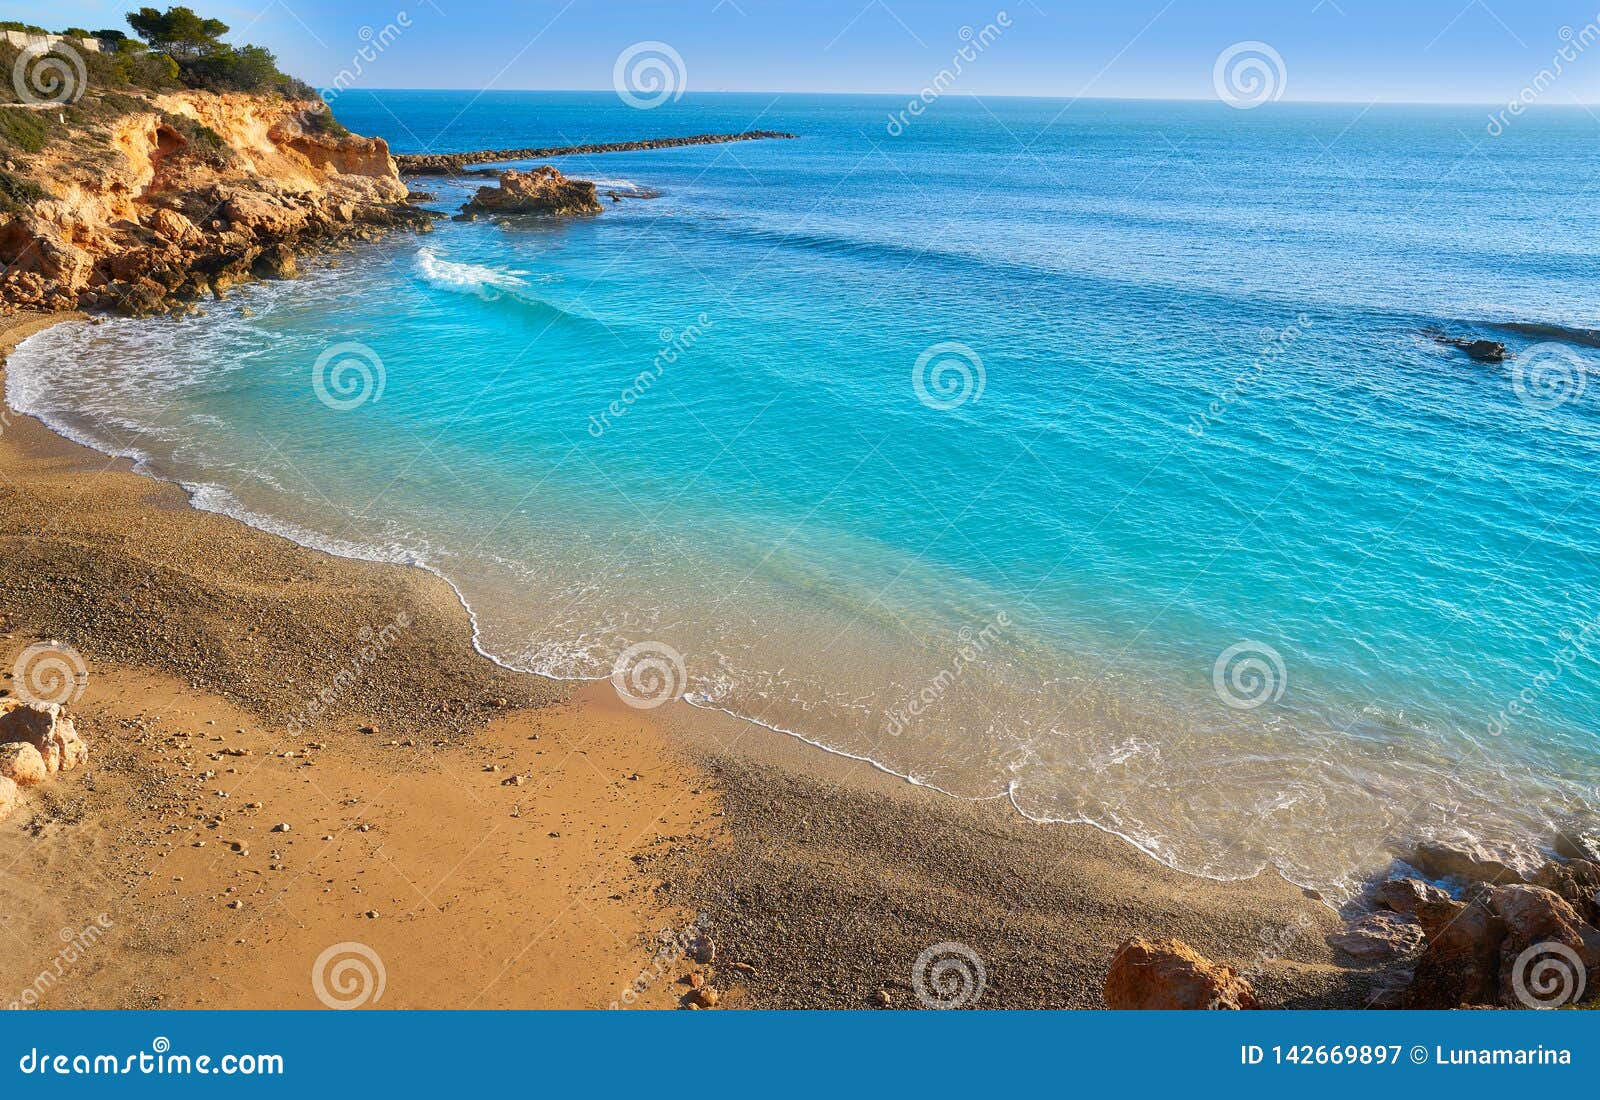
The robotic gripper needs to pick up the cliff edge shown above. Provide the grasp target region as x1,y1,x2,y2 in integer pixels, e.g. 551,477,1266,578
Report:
0,89,425,315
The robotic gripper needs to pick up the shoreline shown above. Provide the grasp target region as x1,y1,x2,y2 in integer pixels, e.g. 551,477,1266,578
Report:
7,312,1338,903
0,309,1371,1008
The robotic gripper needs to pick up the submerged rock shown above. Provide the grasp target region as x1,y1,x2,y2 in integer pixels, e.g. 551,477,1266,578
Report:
1103,937,1258,1009
461,167,603,218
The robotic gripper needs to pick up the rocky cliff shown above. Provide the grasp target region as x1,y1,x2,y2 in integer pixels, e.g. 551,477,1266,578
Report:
0,91,427,315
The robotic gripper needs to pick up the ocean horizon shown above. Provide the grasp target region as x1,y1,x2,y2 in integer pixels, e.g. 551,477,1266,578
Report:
10,90,1599,900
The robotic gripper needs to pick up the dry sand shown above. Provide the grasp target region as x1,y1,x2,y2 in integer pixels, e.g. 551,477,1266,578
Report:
0,311,1370,1009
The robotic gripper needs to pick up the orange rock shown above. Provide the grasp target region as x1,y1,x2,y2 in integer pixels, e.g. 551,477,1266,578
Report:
1487,884,1600,1006
1103,937,1258,1010
686,986,719,1008
0,700,88,775
0,776,17,822
0,742,49,786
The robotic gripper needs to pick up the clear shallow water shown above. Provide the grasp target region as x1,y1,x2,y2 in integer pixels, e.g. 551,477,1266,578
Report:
11,92,1600,898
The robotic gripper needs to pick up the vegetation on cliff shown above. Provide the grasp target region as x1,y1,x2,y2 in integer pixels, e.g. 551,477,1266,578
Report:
2,6,315,105
0,8,422,315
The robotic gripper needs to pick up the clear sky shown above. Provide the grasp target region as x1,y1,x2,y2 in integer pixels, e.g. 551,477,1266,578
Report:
15,0,1600,104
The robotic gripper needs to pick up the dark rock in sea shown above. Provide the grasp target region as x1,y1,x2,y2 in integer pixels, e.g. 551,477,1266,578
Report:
395,131,797,175
462,167,602,218
254,243,299,280
1431,333,1507,361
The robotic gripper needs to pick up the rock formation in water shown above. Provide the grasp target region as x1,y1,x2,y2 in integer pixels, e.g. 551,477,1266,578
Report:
460,166,602,218
396,131,797,174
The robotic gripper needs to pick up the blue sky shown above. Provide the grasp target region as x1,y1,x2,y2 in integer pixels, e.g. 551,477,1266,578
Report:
16,0,1600,103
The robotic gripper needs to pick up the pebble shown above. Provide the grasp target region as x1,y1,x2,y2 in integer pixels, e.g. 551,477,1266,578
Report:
272,823,290,832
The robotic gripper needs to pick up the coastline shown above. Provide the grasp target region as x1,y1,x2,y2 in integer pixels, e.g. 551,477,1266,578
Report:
0,309,1370,1008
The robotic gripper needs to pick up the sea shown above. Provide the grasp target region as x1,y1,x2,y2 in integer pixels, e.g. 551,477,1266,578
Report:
10,91,1600,899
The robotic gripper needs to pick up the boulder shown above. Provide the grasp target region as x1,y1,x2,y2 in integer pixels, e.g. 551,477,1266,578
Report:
0,701,88,775
462,167,603,218
1374,877,1451,916
253,242,299,279
1486,884,1600,1007
1401,896,1504,1007
1531,859,1600,925
0,776,16,823
150,207,202,245
1407,838,1543,886
1432,334,1507,362
1103,937,1258,1010
1553,827,1600,863
1327,911,1426,967
0,743,50,787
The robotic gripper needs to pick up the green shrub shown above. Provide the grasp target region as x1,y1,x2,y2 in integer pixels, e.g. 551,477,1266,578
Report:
0,108,51,154
0,169,46,213
303,104,350,138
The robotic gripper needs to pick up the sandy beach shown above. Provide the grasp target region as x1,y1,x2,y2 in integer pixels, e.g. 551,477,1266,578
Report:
0,309,1372,1009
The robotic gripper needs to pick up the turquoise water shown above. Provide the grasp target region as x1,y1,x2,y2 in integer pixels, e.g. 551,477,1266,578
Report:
11,93,1600,897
